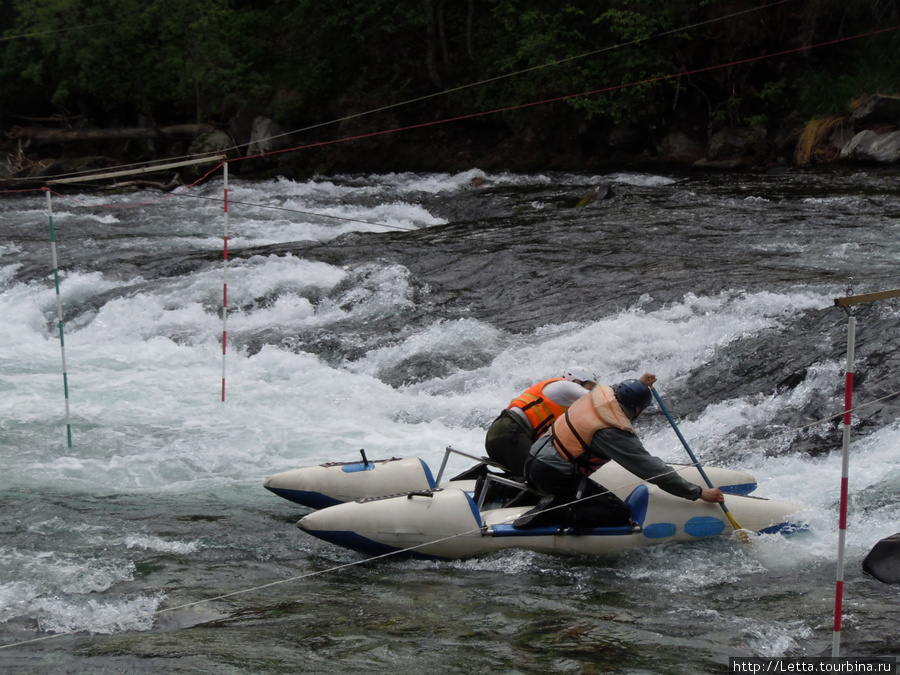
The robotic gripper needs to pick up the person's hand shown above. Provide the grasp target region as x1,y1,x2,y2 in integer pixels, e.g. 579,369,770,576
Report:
700,488,725,503
638,372,657,387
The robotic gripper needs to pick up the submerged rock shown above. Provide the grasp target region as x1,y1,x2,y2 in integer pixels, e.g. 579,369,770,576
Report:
575,183,614,207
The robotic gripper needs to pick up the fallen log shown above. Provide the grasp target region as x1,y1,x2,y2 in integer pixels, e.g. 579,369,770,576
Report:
7,123,214,145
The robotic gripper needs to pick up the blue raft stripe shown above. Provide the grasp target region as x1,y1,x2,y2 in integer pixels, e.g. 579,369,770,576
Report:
683,516,726,537
419,458,437,489
720,482,757,496
463,491,483,527
642,523,677,539
341,462,376,474
492,523,634,537
626,484,649,525
759,521,806,535
265,486,341,510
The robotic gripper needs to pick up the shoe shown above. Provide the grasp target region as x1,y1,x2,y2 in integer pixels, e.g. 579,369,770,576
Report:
513,495,555,528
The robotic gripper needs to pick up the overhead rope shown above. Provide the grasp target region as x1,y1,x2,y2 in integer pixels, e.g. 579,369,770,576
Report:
22,0,884,188
13,18,899,194
242,23,900,168
18,0,800,185
205,0,804,158
41,18,900,191
2,386,898,652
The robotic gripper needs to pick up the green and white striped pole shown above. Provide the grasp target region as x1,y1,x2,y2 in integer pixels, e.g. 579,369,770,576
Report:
45,189,73,447
221,162,229,402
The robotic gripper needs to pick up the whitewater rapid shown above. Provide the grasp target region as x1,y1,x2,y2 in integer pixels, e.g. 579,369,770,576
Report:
1,168,898,670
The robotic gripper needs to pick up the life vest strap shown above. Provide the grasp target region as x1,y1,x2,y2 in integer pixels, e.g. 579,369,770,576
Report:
551,410,593,469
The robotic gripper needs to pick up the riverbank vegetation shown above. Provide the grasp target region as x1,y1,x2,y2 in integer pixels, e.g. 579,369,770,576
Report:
1,0,899,175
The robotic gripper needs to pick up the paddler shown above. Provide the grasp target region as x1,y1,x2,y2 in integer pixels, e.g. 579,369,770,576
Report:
484,367,597,477
518,372,724,532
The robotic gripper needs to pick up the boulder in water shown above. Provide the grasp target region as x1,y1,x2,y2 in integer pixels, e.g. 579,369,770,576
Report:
862,532,900,584
840,129,900,164
575,183,614,207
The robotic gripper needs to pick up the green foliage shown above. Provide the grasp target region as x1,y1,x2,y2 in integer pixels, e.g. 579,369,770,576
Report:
1,0,268,122
570,5,682,121
0,0,898,144
798,34,900,118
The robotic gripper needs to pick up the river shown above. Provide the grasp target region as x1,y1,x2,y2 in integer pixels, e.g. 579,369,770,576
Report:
1,167,898,673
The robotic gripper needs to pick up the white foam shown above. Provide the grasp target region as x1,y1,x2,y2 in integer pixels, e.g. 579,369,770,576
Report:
2,173,899,642
33,594,163,635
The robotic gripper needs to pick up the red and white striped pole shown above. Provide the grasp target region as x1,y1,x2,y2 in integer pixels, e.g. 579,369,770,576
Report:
832,314,855,657
221,163,229,402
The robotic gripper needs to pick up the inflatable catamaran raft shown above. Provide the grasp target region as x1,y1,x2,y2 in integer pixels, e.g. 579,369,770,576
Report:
265,447,806,560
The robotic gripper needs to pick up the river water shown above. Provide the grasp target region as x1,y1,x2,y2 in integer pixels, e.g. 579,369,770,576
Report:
1,167,898,673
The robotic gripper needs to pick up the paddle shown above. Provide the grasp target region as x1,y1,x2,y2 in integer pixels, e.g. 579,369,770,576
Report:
650,387,754,541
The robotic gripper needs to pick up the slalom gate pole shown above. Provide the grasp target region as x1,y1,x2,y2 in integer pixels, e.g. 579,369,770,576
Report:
221,163,229,402
831,314,855,657
829,286,900,656
45,190,73,448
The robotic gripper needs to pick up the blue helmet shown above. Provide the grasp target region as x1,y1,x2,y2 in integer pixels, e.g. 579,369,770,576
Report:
614,379,653,413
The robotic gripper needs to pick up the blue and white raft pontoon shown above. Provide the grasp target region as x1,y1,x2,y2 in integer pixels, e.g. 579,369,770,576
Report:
265,447,806,560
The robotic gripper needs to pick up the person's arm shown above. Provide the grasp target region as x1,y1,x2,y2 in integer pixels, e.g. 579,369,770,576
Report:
590,428,703,500
541,380,590,408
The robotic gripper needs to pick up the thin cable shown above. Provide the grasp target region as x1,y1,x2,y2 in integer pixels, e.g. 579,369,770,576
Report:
0,459,711,650
20,0,803,185
216,0,803,153
244,23,900,168
3,388,898,651
28,20,900,189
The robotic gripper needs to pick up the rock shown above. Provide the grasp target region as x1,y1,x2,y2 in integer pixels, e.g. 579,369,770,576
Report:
575,183,614,207
707,126,767,162
850,95,900,131
608,122,644,151
840,129,900,163
247,116,287,157
658,130,705,163
188,130,235,159
828,125,854,153
692,157,745,171
0,153,17,182
863,533,900,584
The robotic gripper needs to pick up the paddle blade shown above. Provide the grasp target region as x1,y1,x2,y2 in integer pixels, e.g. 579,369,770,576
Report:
725,511,756,543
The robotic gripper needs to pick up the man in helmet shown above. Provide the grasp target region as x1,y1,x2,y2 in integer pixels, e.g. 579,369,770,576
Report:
484,367,597,477
518,372,724,531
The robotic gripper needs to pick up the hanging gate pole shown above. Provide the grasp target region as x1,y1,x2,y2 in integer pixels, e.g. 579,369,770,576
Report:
45,190,73,448
221,163,229,402
830,287,900,656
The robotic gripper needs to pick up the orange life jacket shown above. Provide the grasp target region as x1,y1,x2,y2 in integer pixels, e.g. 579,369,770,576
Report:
550,384,635,473
507,378,568,438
